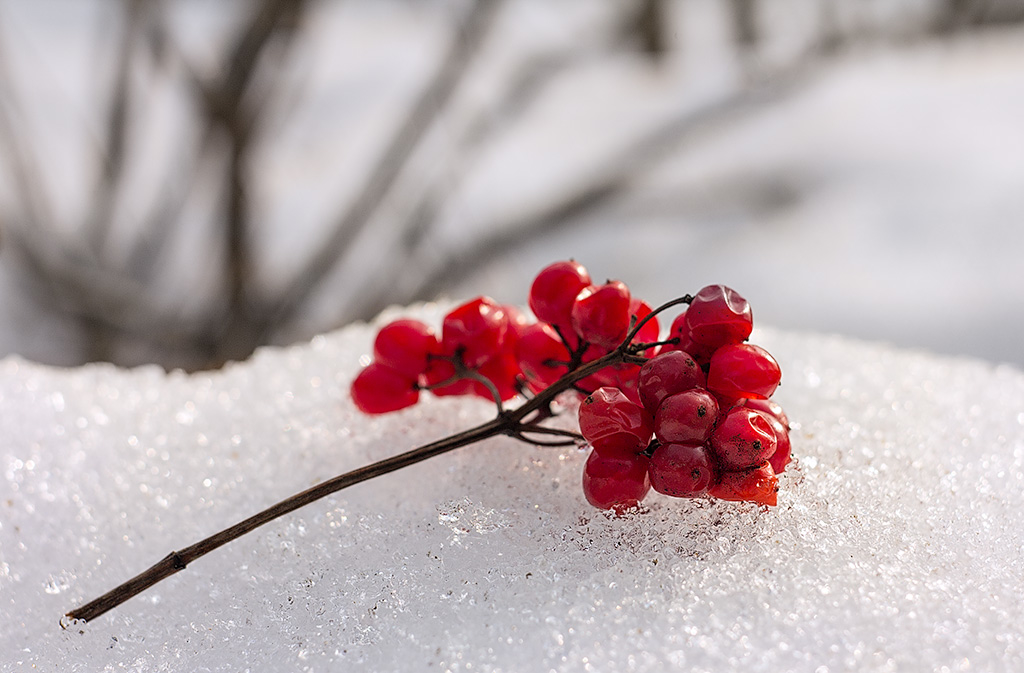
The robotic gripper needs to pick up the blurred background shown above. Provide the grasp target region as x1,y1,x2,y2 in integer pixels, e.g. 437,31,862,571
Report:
0,0,1021,371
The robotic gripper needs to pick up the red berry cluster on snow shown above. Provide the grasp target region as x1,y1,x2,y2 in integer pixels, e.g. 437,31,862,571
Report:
579,284,791,511
350,260,791,511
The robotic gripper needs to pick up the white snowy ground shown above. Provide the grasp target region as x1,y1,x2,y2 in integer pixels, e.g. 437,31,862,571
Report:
2,305,1023,672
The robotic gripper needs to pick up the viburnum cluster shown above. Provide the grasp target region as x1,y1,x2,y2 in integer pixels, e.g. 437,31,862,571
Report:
64,259,794,625
351,260,791,511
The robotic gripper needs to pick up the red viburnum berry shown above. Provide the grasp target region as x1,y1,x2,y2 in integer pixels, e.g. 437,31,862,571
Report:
373,319,441,379
628,297,660,354
737,398,791,473
578,387,653,454
351,362,419,414
637,350,707,412
739,397,789,428
684,285,752,350
582,443,651,511
709,407,777,470
707,343,781,401
473,353,522,402
653,388,719,445
516,323,570,391
422,359,475,397
709,462,779,506
666,311,716,366
442,296,508,369
648,442,716,498
571,280,631,348
528,260,591,329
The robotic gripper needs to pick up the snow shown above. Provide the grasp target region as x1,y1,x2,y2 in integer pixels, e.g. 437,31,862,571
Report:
3,305,1024,671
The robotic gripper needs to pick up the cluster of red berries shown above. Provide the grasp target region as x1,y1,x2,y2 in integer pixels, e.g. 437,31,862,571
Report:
350,260,791,510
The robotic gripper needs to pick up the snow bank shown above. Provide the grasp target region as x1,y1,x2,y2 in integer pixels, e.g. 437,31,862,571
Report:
2,306,1023,671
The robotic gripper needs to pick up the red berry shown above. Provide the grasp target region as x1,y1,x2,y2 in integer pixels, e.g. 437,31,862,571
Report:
709,407,777,470
666,311,716,365
737,398,791,473
528,260,591,328
422,359,475,397
373,319,441,379
654,389,719,445
648,442,716,498
442,297,508,368
684,285,752,350
707,343,781,400
637,350,707,412
571,281,631,348
578,387,653,454
502,304,533,348
739,397,789,428
516,323,569,390
767,420,792,474
709,463,779,506
628,298,660,354
473,353,521,402
582,444,651,511
350,362,419,414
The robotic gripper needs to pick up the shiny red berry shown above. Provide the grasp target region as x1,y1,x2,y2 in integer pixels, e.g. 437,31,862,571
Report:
442,297,508,368
737,399,792,473
739,397,789,428
654,388,719,445
684,285,752,350
571,281,632,348
350,362,419,414
578,387,653,454
528,260,591,328
516,323,569,390
637,350,707,412
648,442,716,498
422,359,475,397
582,444,651,511
666,311,716,365
628,298,660,354
473,353,522,402
707,343,781,401
709,407,777,470
709,462,779,506
373,319,441,379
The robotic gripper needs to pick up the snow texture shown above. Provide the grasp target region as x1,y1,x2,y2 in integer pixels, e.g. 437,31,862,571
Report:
2,304,1023,672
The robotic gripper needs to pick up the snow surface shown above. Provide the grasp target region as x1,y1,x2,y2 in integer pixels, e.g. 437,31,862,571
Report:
3,304,1024,672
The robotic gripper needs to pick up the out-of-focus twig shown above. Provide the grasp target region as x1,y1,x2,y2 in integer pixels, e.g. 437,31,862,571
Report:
262,0,505,337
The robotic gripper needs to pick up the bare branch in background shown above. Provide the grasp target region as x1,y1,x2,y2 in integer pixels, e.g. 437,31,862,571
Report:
262,0,505,336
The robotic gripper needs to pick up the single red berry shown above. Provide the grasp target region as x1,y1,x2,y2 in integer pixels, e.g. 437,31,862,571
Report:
738,397,789,428
707,343,781,401
442,297,508,369
528,260,591,328
571,280,631,348
709,407,777,470
666,311,716,365
637,350,707,412
501,304,533,348
767,419,792,474
654,388,720,445
737,398,791,473
515,323,569,391
648,442,716,498
709,462,779,506
684,285,752,350
628,297,660,354
582,443,651,511
473,352,522,402
373,319,441,379
350,362,419,414
422,359,475,397
578,387,653,454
